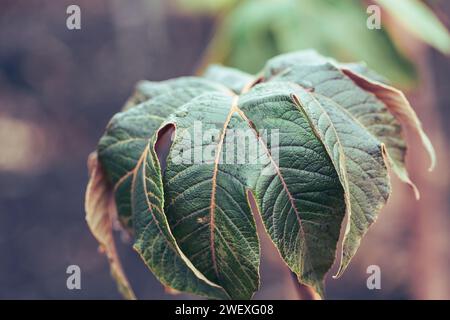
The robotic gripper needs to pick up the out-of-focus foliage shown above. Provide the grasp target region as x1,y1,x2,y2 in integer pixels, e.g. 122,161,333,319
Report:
375,0,450,54
176,0,450,87
176,0,238,13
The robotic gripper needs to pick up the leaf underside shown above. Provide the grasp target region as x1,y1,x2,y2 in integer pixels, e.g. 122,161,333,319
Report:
85,50,435,299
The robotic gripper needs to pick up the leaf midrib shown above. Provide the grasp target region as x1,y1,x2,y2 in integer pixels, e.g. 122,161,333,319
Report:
208,95,239,279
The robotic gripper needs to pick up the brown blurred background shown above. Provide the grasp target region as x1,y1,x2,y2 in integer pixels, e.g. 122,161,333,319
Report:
0,0,449,299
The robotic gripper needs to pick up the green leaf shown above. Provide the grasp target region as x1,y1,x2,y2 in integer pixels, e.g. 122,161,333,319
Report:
98,78,230,230
262,50,434,273
95,77,232,298
238,83,346,295
162,93,260,299
339,67,436,175
264,52,413,194
123,77,231,111
131,136,229,299
289,84,391,276
86,50,434,299
203,65,256,94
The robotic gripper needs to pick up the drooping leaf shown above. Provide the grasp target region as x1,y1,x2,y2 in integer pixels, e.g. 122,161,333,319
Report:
340,67,436,174
85,152,136,300
96,78,233,297
86,50,434,299
263,51,414,194
237,83,346,295
131,135,229,299
162,93,260,299
289,84,390,276
98,78,230,230
262,50,434,271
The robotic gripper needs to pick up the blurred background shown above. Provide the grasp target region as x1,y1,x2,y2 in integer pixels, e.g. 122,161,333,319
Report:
0,0,449,299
